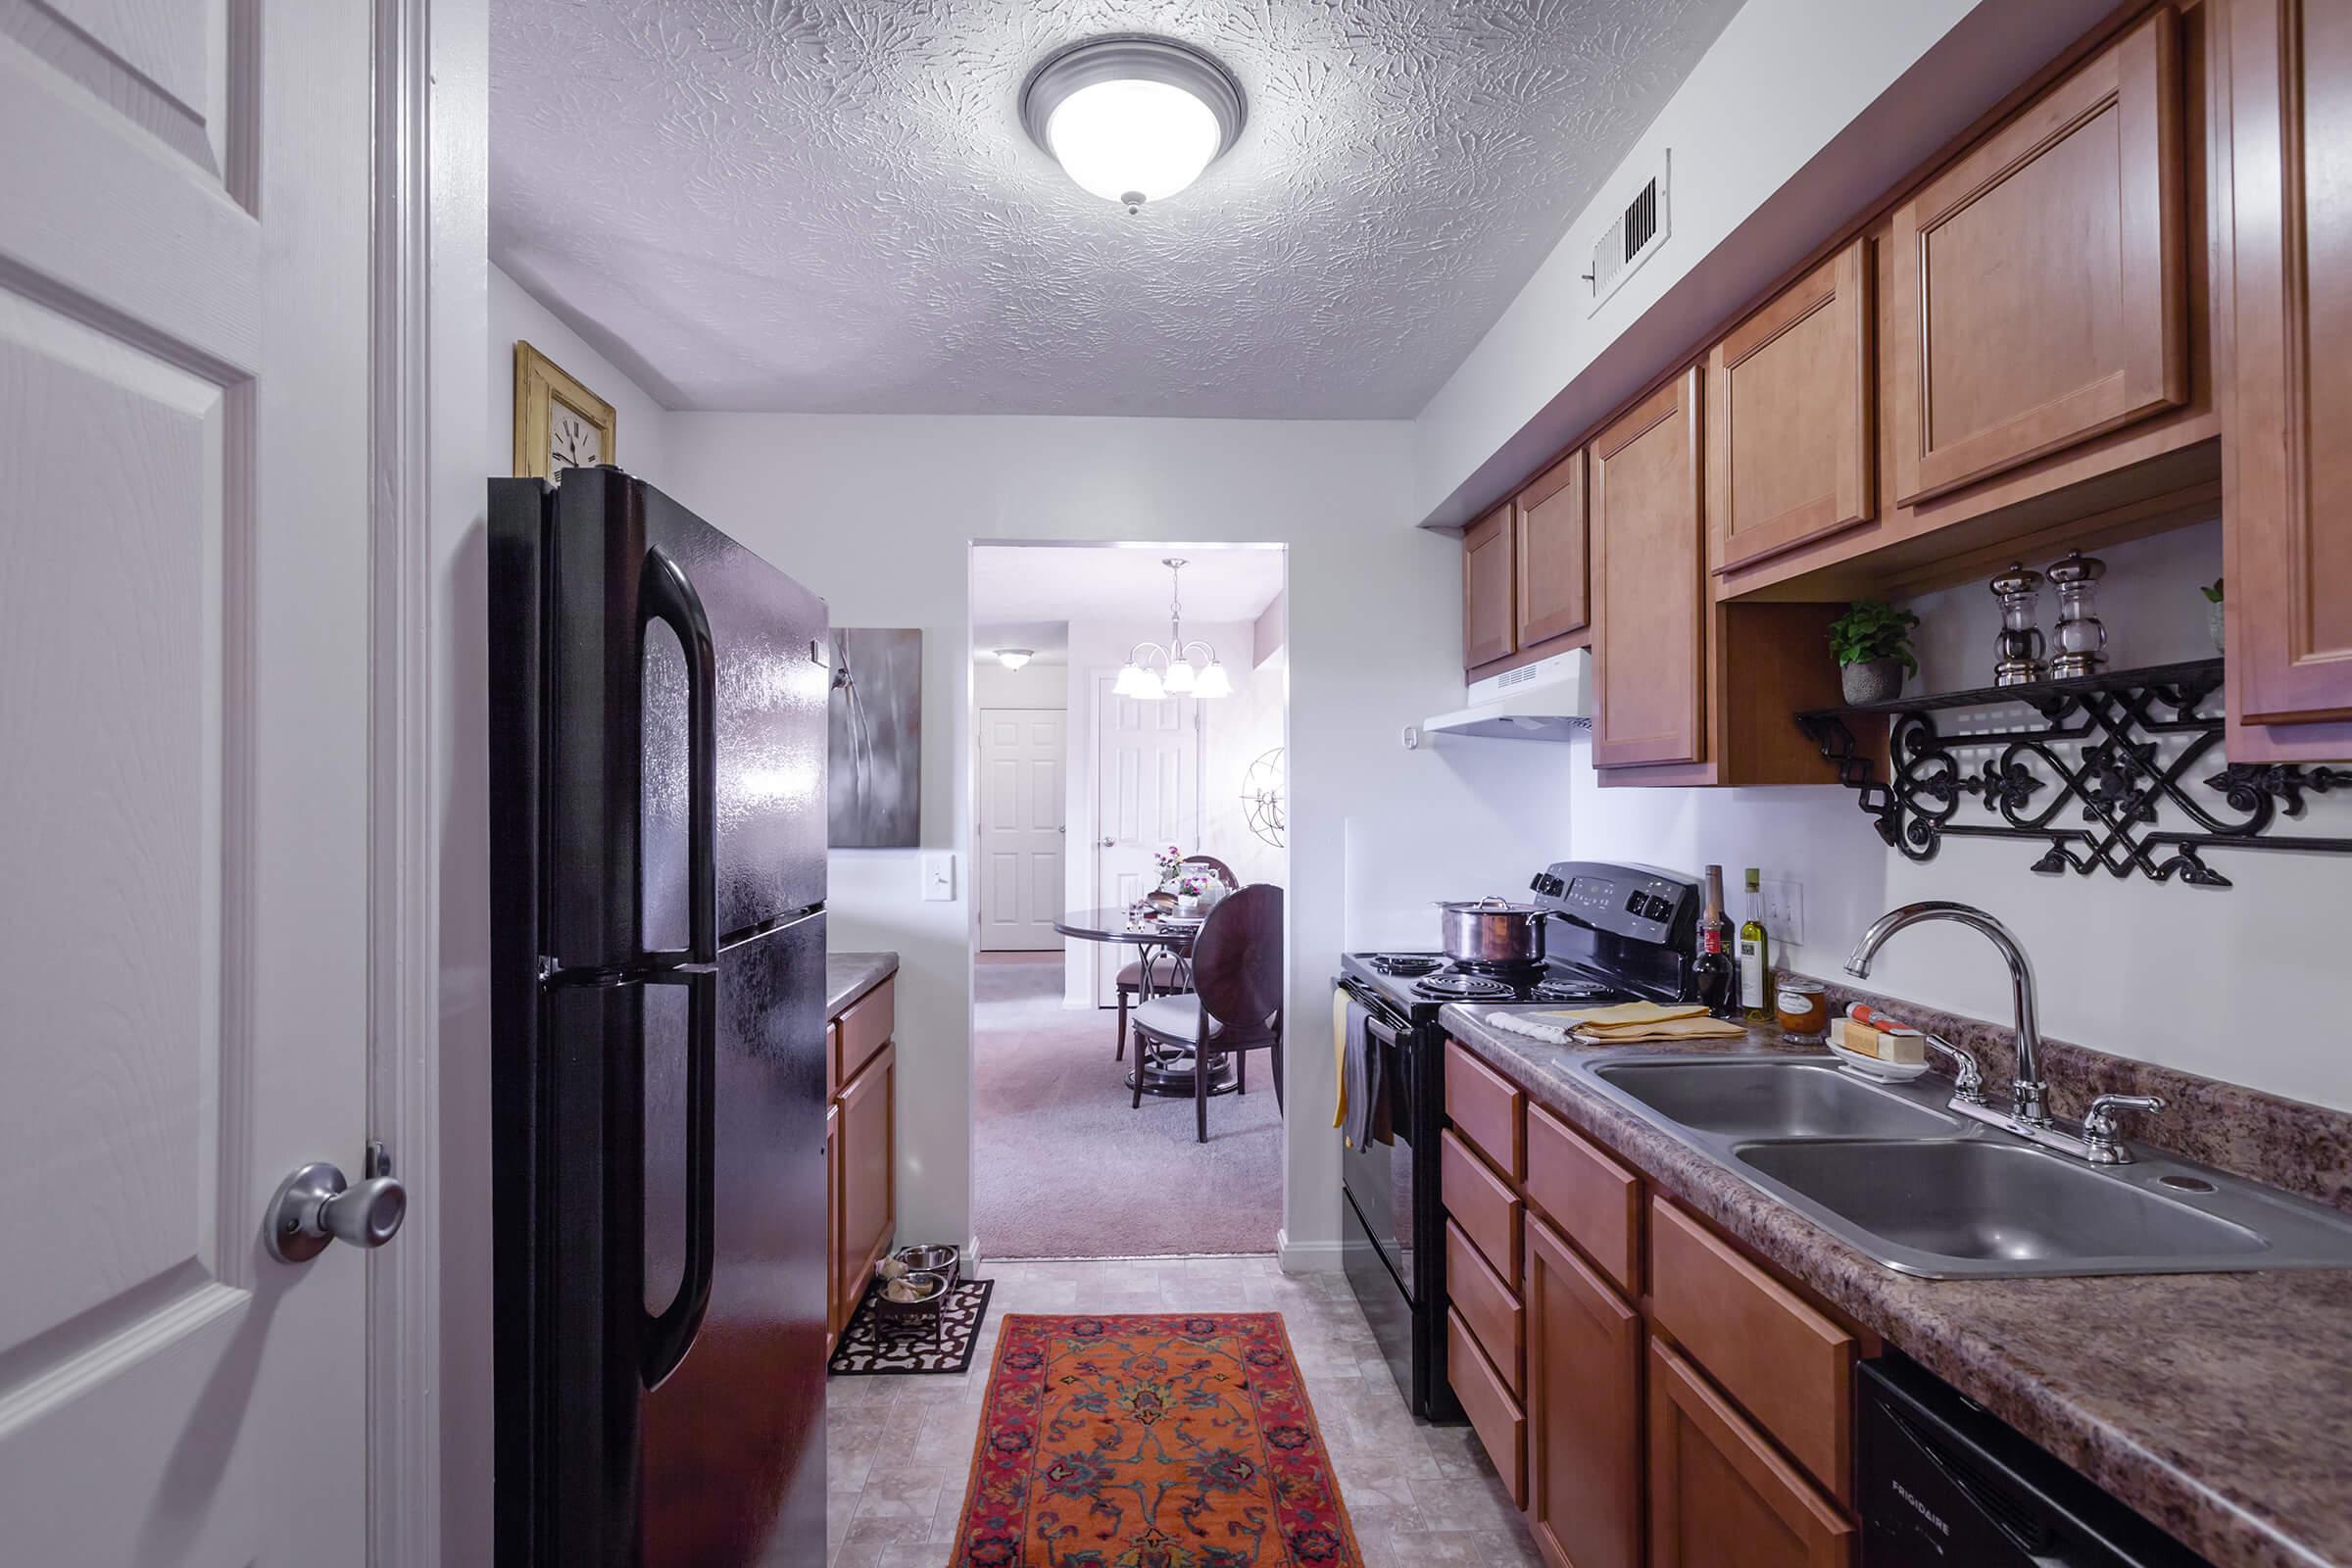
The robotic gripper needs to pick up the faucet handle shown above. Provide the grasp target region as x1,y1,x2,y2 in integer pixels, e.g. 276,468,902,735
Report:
1922,1034,1985,1102
2082,1094,2166,1164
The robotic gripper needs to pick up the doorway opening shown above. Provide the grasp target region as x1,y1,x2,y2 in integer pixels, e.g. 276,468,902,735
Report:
967,543,1290,1260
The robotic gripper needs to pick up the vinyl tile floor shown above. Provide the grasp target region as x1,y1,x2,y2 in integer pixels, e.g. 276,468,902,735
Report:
825,1254,1544,1568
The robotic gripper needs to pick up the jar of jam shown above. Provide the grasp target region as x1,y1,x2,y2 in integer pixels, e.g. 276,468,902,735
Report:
1775,978,1830,1044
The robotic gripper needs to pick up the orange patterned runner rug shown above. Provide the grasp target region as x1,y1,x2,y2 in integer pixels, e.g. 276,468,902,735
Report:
947,1312,1363,1567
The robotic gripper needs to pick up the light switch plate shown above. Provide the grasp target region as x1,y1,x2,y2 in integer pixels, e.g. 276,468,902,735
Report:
1760,877,1803,947
921,851,956,902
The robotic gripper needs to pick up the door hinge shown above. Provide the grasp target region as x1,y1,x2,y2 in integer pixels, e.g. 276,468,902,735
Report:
366,1140,394,1180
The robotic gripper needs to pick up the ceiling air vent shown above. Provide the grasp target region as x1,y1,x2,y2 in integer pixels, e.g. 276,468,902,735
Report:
1585,151,1670,316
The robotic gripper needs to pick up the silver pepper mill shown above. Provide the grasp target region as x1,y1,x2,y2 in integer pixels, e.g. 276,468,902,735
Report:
1989,563,2048,686
2046,550,2109,678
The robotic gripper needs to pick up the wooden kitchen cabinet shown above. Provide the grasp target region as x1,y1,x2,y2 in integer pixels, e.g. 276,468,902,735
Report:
823,1100,841,1359
1523,1214,1642,1568
1708,238,1875,575
1591,368,1706,768
1649,1340,1854,1568
2222,0,2352,760
1889,9,2186,507
1516,450,1590,648
1462,503,1517,669
832,1040,896,1336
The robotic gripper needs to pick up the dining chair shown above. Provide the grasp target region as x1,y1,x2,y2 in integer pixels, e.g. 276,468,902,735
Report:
1127,884,1284,1143
1109,854,1241,1059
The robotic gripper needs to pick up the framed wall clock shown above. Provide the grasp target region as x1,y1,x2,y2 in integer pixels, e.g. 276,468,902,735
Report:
512,340,617,480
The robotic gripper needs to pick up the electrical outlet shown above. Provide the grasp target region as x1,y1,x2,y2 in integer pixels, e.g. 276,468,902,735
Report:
1760,877,1803,947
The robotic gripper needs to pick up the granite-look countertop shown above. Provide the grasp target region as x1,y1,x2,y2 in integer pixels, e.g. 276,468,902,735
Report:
825,951,898,1020
1439,1003,2352,1568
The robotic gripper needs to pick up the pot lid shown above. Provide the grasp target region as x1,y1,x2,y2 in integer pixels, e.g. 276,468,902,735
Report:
1436,897,1543,914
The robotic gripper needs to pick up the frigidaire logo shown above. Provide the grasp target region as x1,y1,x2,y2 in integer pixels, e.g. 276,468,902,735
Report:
1893,1478,1951,1537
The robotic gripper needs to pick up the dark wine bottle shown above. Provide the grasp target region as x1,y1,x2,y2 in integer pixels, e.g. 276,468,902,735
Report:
1694,864,1738,1018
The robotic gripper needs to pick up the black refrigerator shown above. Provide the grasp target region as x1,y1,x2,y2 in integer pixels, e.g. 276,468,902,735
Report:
489,466,831,1566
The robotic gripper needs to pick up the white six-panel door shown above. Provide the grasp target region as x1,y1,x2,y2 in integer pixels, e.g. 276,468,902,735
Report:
977,707,1066,952
1092,677,1200,1004
0,2,375,1563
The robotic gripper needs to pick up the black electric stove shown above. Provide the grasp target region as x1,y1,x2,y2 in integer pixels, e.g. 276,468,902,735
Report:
1332,860,1701,1422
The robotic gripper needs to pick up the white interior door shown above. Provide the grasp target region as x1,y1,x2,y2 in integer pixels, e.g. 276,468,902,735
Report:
1093,676,1200,1004
977,707,1067,951
0,4,376,1563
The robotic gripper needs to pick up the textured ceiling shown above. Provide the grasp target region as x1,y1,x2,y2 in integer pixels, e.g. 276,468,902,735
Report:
489,0,1747,416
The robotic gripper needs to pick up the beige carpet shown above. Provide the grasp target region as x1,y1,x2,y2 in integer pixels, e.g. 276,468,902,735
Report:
971,953,1283,1259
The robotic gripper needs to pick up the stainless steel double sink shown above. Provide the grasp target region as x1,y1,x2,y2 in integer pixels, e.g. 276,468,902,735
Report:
1568,1054,2352,1278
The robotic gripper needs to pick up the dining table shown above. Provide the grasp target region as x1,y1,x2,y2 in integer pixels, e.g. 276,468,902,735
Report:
1054,906,1238,1099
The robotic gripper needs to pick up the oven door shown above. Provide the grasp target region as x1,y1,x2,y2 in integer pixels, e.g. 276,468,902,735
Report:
1338,988,1414,1303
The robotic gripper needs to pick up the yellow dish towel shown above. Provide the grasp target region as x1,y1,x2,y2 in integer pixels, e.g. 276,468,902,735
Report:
1577,1016,1750,1043
1332,988,1351,1131
1524,1002,1708,1029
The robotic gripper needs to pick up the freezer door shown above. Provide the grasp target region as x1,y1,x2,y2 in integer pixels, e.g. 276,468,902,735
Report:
534,466,830,971
642,909,828,1567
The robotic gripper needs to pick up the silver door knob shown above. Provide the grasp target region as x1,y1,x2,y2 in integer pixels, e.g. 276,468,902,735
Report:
267,1160,407,1263
1098,837,1115,848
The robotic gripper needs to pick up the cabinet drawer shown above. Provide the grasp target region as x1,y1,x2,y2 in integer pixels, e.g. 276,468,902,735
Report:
1445,1219,1523,1397
1441,1128,1523,1288
1445,1040,1524,1179
1447,1308,1526,1508
833,978,894,1093
1649,1200,1857,1502
1525,1101,1642,1298
1649,1339,1853,1568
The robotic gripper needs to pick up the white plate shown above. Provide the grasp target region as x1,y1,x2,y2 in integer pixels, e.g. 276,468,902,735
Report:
1827,1036,1931,1082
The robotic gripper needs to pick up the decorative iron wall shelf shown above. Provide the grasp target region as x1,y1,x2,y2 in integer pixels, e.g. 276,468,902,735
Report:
1793,659,2352,887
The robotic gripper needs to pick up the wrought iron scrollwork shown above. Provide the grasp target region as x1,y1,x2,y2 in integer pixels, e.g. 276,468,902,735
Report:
1793,661,2352,888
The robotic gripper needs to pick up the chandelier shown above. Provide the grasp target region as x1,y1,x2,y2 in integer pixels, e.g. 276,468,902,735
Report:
1114,558,1231,700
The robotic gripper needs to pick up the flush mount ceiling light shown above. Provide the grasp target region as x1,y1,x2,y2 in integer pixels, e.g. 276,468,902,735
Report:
1020,35,1246,213
992,647,1036,670
1114,559,1232,701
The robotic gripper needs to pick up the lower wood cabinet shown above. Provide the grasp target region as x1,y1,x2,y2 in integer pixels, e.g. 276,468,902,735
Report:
1523,1214,1642,1568
1649,1340,1855,1568
827,980,898,1343
1445,1041,1867,1560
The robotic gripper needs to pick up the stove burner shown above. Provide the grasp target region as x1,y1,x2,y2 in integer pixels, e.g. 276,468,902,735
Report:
1531,977,1620,1003
1365,955,1444,976
1413,972,1515,1001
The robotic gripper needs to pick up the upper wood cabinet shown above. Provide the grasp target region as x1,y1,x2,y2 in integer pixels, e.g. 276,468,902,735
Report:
1524,1215,1642,1568
1889,9,2186,506
1591,368,1706,768
1516,450,1591,646
1708,238,1875,574
2223,0,2352,758
1462,503,1517,669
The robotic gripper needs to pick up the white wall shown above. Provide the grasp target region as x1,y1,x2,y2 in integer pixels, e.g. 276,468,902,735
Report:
1411,0,2119,527
660,414,1573,1260
971,659,1065,710
1564,523,2352,1111
489,262,673,487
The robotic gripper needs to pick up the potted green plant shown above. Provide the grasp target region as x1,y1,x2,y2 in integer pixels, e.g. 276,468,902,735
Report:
1829,598,1922,705
2202,578,2225,655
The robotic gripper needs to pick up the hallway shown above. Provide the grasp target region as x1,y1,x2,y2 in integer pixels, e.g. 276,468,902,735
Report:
970,953,1283,1258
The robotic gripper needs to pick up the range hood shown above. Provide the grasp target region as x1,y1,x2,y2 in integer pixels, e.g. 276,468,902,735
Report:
1422,648,1593,741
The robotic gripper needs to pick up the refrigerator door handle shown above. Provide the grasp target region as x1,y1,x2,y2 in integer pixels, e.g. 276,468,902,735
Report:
639,544,717,967
642,967,716,1390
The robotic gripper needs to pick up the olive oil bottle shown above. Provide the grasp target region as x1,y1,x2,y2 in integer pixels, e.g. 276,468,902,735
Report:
1738,867,1772,1022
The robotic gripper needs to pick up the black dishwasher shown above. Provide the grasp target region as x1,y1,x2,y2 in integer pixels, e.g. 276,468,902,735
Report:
1859,1354,2211,1568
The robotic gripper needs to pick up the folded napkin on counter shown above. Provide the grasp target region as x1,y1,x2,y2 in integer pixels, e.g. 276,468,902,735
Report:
1483,1006,1747,1045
